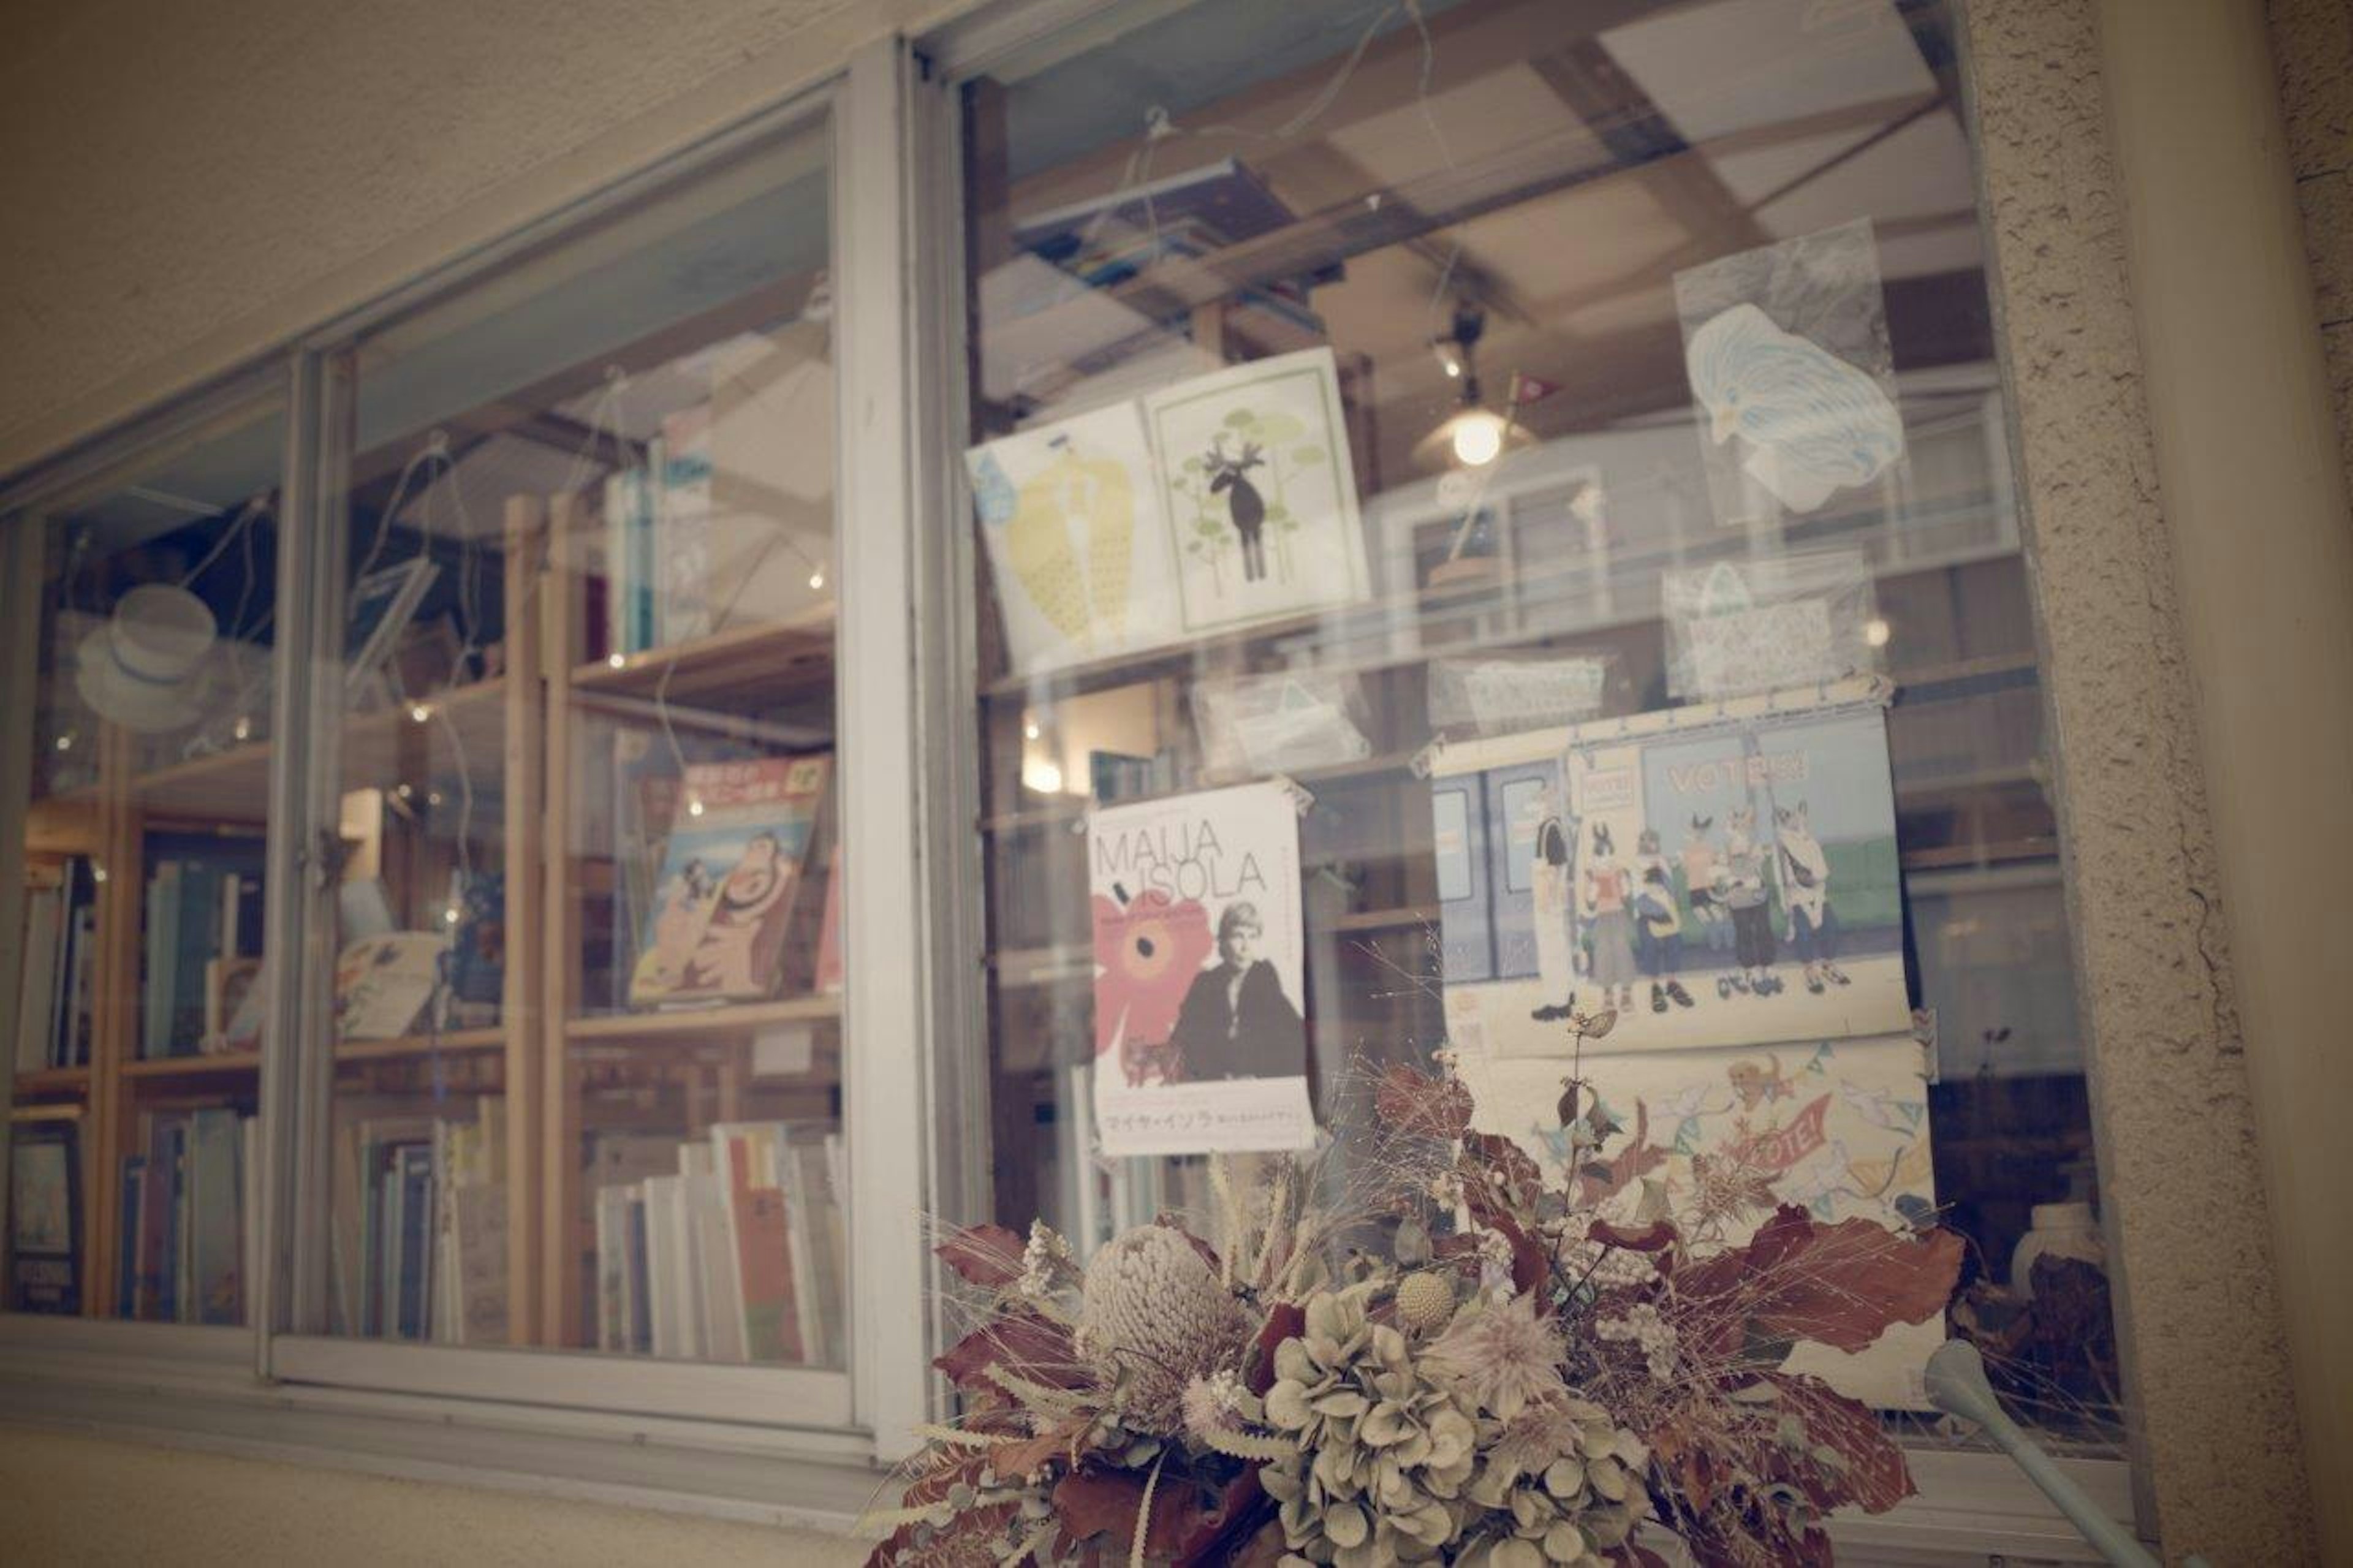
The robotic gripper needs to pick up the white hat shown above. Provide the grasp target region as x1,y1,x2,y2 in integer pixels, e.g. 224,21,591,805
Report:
75,583,216,733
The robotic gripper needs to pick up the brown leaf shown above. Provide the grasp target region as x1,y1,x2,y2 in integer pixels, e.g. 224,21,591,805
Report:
1246,1301,1306,1394
1765,1373,1915,1514
1675,1208,1963,1355
1375,1062,1476,1140
934,1309,1088,1395
1588,1217,1677,1253
1053,1465,1249,1558
1461,1131,1545,1213
988,1415,1094,1483
936,1224,1028,1290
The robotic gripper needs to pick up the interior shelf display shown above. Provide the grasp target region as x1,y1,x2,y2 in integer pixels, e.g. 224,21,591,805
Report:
956,0,2116,1445
312,112,849,1364
6,385,287,1327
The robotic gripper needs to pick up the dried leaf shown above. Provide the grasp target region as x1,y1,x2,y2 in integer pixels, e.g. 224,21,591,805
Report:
1764,1374,1915,1513
937,1224,1028,1290
934,1310,1088,1395
1675,1207,1963,1355
1587,1218,1677,1254
1247,1301,1306,1395
1376,1062,1476,1141
1052,1464,1264,1559
989,1415,1094,1483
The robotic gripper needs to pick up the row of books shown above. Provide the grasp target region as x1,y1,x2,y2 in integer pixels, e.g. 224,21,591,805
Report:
591,1121,844,1365
597,324,834,659
118,1106,255,1325
328,1094,508,1343
141,833,265,1059
15,858,96,1072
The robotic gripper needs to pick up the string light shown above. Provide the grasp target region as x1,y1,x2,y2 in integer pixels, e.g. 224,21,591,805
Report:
91,865,108,885
409,702,431,724
53,733,72,752
1023,720,1041,741
1865,617,1892,648
427,790,444,806
231,716,252,743
443,904,462,927
396,783,414,800
607,652,627,670
808,570,825,592
687,798,707,818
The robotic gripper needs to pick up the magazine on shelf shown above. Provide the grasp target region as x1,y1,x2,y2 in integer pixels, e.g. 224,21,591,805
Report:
8,1115,81,1314
626,755,832,1008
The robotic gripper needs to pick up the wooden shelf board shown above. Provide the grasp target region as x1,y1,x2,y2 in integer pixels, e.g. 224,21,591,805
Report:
570,616,836,708
565,993,842,1040
335,1027,507,1063
13,1066,91,1095
121,1051,260,1081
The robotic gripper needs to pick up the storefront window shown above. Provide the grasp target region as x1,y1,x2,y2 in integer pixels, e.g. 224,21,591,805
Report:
959,0,2118,1441
4,385,285,1326
308,113,847,1365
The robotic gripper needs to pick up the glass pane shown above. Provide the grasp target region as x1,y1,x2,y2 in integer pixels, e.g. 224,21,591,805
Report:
961,0,2118,1444
314,115,846,1368
5,388,285,1325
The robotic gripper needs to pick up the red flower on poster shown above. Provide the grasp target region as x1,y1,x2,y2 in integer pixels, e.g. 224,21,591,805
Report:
1090,888,1213,1056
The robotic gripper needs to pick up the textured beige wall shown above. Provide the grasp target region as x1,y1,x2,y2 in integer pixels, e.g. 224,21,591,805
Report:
1963,1,2315,1562
0,0,963,477
0,1428,866,1566
2270,0,2353,503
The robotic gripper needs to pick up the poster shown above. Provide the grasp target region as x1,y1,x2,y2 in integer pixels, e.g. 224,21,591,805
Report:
1457,1032,1941,1408
1430,681,1908,1058
1675,219,1904,525
1088,780,1317,1156
1661,550,1880,701
1140,347,1371,635
965,401,1181,675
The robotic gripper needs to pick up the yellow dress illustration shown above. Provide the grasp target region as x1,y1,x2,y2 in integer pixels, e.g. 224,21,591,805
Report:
1007,441,1135,649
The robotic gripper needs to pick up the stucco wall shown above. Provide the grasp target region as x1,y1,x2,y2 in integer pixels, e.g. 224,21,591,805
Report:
2270,0,2353,490
1963,1,2314,1561
0,1428,865,1566
0,0,961,477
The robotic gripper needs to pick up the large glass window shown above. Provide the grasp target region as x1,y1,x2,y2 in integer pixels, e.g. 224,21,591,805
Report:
959,0,2118,1445
4,383,285,1327
305,112,847,1368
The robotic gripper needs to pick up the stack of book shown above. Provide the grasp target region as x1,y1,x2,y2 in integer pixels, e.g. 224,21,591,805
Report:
140,833,266,1059
118,1106,254,1325
15,858,97,1072
327,1095,509,1343
591,1121,844,1366
597,324,835,659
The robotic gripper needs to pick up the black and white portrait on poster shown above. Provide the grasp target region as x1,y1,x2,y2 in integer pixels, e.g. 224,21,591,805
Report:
1088,780,1316,1156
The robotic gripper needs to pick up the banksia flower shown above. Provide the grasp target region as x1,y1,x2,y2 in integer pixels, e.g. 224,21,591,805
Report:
1396,1270,1457,1332
1075,1224,1252,1435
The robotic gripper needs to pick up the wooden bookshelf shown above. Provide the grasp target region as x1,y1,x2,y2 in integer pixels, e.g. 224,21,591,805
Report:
119,1051,262,1081
12,1066,90,1096
333,1026,507,1064
565,994,841,1040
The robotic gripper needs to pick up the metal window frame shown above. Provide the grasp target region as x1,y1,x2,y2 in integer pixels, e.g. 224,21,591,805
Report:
0,48,947,1477
902,0,2146,1559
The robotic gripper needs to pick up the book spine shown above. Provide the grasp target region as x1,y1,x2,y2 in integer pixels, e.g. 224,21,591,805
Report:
189,1109,242,1326
719,1128,803,1364
117,1157,145,1319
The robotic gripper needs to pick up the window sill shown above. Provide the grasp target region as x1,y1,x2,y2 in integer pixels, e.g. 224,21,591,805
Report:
0,1320,2135,1562
0,1317,884,1539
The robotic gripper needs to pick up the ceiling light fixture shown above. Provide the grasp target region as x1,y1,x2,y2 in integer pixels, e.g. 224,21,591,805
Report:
1428,305,1511,469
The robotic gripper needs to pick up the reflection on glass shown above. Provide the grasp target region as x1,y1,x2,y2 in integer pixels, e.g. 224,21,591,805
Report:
317,117,846,1365
963,0,2116,1440
6,394,284,1325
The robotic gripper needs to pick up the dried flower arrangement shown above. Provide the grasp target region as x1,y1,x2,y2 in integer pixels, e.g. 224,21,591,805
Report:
868,1018,1963,1567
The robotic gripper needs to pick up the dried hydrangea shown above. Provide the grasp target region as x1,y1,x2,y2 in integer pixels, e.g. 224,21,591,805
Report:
1595,1301,1679,1384
1457,1393,1650,1567
1552,1212,1659,1290
1262,1284,1478,1564
1423,1292,1567,1422
1075,1224,1252,1435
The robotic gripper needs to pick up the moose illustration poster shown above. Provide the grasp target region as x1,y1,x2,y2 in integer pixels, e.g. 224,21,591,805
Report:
964,401,1184,676
1088,780,1317,1157
1456,1032,1942,1408
1139,347,1371,635
1430,681,1908,1058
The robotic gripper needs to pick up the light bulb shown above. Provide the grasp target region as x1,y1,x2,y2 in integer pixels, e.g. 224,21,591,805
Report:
409,703,431,724
687,798,707,818
426,790,444,806
1451,410,1506,468
91,865,108,885
1022,758,1064,794
1023,721,1041,741
607,652,627,670
443,905,462,926
54,734,72,752
232,717,252,742
396,783,414,800
1865,617,1892,648
808,570,825,591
